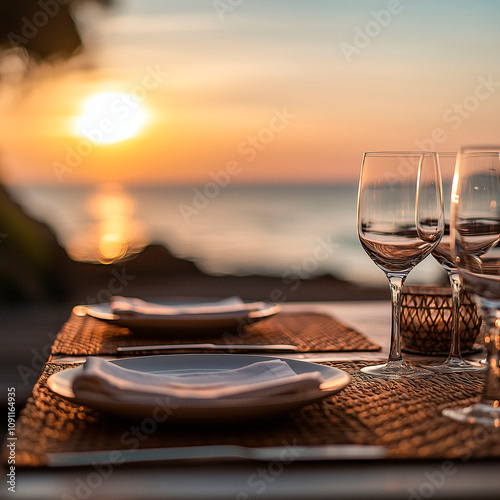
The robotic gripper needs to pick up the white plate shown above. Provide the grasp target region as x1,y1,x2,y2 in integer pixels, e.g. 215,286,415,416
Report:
76,298,280,333
47,355,351,422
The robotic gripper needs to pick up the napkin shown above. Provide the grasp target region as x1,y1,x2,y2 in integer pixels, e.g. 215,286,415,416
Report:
110,296,268,318
72,357,324,401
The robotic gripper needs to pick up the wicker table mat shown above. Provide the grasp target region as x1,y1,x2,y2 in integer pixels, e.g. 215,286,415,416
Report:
50,312,380,356
5,361,500,467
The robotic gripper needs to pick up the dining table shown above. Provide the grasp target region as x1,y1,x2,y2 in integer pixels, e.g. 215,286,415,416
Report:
2,299,500,500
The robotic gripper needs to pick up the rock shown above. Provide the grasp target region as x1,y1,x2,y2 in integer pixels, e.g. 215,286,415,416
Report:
0,184,70,301
0,184,203,302
120,244,200,277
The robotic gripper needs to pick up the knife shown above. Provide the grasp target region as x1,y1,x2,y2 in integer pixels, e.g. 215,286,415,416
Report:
46,444,386,467
116,343,298,353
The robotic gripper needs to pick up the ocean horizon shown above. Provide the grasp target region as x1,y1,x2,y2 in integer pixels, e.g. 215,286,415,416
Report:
8,182,446,289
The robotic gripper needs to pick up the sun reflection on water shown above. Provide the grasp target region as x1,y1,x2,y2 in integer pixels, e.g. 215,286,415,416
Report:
67,184,147,264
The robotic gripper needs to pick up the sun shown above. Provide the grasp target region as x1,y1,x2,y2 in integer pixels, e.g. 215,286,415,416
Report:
74,92,148,145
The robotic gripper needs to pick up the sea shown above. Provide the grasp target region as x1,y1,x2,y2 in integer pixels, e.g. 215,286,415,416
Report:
7,183,446,288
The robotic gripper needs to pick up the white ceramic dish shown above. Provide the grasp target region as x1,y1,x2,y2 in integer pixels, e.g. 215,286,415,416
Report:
76,298,280,333
47,354,351,422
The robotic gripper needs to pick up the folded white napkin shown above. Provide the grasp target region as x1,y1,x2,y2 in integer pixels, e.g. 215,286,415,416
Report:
110,296,268,317
72,357,323,402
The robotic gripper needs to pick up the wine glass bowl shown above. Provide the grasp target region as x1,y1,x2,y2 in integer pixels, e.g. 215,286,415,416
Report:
426,152,484,372
430,153,457,273
357,152,444,379
443,146,500,426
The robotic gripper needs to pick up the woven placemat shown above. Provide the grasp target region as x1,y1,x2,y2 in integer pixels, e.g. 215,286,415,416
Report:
4,361,500,467
50,312,380,356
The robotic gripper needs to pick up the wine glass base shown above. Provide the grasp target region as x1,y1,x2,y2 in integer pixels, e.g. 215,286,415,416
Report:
443,402,500,427
426,358,485,373
360,361,432,380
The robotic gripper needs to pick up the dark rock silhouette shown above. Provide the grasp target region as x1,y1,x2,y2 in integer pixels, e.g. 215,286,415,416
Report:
0,183,68,300
0,183,205,302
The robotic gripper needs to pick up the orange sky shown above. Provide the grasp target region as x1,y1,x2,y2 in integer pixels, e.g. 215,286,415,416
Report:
0,71,357,185
1,1,500,186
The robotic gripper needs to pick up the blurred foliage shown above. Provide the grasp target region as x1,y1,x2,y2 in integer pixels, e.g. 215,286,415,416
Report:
0,0,114,65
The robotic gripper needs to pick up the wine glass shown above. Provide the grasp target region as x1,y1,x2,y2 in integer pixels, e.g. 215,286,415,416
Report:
357,151,444,379
427,152,483,372
443,146,500,426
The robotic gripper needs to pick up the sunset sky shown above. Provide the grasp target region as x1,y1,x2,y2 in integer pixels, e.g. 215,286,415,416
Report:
1,0,500,185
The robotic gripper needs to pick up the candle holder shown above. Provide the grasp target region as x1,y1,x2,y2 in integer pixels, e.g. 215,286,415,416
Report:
401,285,481,355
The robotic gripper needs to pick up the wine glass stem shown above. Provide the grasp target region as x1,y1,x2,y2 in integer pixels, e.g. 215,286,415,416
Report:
387,274,406,363
448,271,462,359
480,310,500,405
